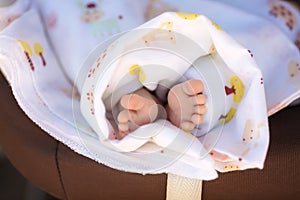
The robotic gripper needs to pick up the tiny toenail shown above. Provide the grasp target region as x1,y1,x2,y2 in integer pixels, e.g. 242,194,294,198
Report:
191,114,202,124
195,105,206,114
118,123,129,131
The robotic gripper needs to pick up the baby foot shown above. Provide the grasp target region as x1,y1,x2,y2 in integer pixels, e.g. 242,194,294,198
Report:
167,80,206,131
117,89,160,139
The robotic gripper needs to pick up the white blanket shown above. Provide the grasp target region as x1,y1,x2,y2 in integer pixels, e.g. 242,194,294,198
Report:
0,0,299,180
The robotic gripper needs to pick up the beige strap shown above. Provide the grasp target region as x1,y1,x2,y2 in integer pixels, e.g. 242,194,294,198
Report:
166,173,203,200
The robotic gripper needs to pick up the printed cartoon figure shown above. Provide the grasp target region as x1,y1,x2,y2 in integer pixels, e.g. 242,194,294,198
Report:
176,12,199,20
288,59,300,88
248,49,254,58
242,120,260,144
211,20,222,30
143,21,175,46
219,107,237,124
46,11,58,28
219,76,245,124
79,0,120,36
129,64,146,83
92,18,120,36
80,1,104,23
218,119,266,166
225,75,245,103
145,0,177,20
0,14,20,30
269,2,297,30
87,48,107,78
208,44,216,54
240,119,266,156
210,150,230,162
18,40,35,71
61,86,80,101
223,163,240,172
34,42,46,66
86,86,95,115
18,40,47,70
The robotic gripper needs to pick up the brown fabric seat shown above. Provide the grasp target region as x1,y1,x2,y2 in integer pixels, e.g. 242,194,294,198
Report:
0,73,299,200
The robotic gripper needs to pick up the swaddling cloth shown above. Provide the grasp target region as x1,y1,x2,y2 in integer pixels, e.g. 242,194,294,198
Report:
0,0,30,30
80,12,269,174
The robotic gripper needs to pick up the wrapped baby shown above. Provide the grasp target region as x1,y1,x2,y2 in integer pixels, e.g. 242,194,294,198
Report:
80,12,269,177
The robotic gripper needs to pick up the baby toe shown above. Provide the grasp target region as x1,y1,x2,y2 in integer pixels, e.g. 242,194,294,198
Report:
118,131,129,140
117,110,130,123
192,94,206,105
182,79,204,96
180,121,195,131
118,109,138,123
191,114,203,124
194,105,206,115
118,123,129,132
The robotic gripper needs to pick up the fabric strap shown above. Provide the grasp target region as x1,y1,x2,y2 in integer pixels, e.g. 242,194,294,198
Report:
166,173,202,200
